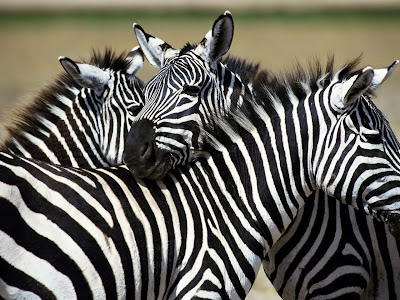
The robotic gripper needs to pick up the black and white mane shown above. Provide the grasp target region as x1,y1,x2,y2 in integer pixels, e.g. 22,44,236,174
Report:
252,55,366,107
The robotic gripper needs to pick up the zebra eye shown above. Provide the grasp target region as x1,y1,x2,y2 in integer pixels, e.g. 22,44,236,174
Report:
182,85,200,97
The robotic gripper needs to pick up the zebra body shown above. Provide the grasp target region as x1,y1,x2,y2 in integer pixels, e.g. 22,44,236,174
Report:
124,12,400,299
1,47,145,168
0,151,267,299
266,191,400,299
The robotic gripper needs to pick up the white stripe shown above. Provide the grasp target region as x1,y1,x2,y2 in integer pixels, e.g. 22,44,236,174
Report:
167,172,197,297
156,136,186,150
290,89,312,196
323,127,357,197
10,139,32,159
300,201,344,297
172,172,209,297
313,88,330,174
60,106,99,168
254,104,301,225
189,163,261,285
21,132,60,164
72,91,109,167
267,193,319,291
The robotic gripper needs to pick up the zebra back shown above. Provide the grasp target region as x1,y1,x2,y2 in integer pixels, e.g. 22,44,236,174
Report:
0,151,265,299
1,47,145,169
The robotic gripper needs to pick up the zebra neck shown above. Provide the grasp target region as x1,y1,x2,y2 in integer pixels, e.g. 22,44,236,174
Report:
1,87,110,169
314,113,400,228
0,88,75,162
206,62,253,122
204,104,316,248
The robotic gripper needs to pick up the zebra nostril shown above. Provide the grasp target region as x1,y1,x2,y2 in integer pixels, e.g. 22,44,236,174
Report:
140,141,152,159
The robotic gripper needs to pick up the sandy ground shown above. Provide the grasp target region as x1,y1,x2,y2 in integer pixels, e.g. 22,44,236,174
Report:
0,15,399,299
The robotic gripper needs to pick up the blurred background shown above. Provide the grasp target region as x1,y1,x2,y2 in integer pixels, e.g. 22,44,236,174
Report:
0,1,399,299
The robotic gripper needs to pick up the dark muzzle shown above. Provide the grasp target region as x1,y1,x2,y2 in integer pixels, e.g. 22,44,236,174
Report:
123,119,171,180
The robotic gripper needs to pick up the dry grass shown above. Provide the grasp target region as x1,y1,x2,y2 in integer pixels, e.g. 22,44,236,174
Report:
0,12,399,299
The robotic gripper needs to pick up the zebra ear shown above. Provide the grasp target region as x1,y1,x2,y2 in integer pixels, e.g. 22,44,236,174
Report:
125,46,144,75
59,56,110,93
195,11,234,64
133,24,179,68
342,67,374,106
369,60,398,90
340,60,398,107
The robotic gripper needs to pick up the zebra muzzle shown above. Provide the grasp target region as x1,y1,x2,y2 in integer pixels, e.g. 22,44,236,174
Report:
123,119,171,179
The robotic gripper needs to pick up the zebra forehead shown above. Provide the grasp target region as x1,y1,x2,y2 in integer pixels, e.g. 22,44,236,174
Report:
148,64,201,89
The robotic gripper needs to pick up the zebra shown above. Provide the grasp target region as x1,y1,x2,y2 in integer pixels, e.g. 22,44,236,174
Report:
0,44,260,299
123,11,400,299
0,55,398,300
0,47,145,168
0,17,396,298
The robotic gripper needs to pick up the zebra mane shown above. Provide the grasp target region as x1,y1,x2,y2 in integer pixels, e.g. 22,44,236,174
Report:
181,42,196,54
251,56,364,114
88,47,133,72
203,56,365,148
221,55,260,87
0,47,130,149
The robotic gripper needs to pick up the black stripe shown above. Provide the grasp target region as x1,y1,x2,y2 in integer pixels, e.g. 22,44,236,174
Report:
0,256,56,300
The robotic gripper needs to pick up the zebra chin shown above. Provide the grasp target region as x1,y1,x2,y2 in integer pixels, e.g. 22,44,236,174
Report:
123,142,172,179
125,157,171,180
385,213,400,240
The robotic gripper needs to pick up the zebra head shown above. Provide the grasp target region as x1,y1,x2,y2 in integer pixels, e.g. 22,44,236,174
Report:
124,12,244,179
313,61,400,238
59,47,145,166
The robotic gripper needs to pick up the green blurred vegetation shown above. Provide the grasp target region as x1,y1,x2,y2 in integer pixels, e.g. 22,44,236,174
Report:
0,9,399,28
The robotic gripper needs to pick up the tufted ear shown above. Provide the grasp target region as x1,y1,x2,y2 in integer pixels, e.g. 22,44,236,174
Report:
133,24,179,68
342,67,375,106
340,60,398,107
369,60,398,90
125,46,144,75
194,11,234,64
59,56,110,94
